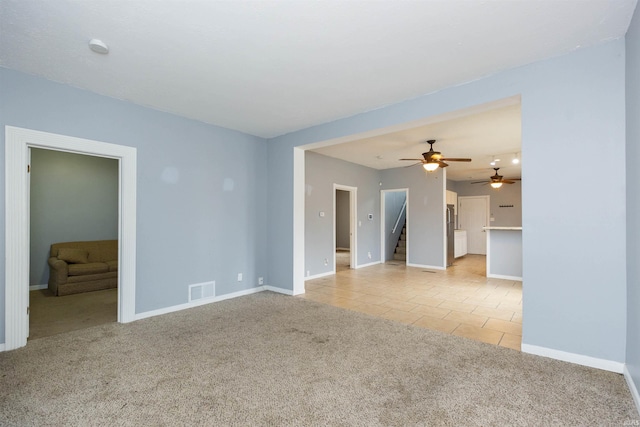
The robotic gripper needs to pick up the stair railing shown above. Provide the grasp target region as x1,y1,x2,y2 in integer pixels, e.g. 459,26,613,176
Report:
391,200,407,234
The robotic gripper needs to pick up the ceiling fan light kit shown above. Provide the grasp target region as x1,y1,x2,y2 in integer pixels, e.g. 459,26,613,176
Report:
400,139,472,172
472,167,521,189
423,162,439,172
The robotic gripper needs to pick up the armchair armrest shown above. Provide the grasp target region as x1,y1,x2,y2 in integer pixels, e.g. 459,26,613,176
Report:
48,257,69,295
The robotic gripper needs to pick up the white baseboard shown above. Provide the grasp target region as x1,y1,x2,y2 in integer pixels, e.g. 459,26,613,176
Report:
355,260,381,269
487,273,523,281
624,365,640,414
133,286,265,321
305,271,335,281
336,247,350,251
264,285,296,296
29,284,48,291
521,343,624,373
407,263,446,271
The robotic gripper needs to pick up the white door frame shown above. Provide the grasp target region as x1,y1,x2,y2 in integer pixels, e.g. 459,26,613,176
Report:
333,184,357,270
5,126,137,351
458,195,490,255
380,188,409,263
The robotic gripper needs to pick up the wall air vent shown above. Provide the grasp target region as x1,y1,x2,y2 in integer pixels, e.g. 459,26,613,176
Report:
189,281,215,302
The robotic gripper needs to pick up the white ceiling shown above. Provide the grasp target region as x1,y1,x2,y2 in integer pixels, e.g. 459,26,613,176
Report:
311,97,522,181
0,0,636,141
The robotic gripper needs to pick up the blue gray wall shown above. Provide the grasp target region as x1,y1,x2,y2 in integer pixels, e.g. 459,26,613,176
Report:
29,149,119,286
269,40,628,364
305,152,380,276
381,167,445,268
0,68,268,340
455,180,522,227
626,4,640,403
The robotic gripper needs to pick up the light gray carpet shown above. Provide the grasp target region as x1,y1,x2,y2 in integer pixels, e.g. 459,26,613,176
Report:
1,292,637,426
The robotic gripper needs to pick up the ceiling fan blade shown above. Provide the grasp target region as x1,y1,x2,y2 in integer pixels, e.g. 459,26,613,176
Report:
399,158,425,161
502,179,516,184
440,157,472,162
437,161,449,168
470,180,488,184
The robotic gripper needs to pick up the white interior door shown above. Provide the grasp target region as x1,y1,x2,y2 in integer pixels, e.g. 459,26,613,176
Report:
458,196,489,255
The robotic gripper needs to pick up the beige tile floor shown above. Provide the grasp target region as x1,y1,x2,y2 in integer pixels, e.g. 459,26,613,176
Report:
300,254,522,350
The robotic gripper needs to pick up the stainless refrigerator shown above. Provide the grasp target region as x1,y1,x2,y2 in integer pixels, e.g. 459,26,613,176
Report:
446,204,455,267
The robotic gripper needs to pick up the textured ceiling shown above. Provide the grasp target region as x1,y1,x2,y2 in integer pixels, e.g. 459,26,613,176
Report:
0,0,636,139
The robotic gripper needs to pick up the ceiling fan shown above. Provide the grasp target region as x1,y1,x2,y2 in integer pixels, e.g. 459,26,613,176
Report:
472,168,521,188
400,140,472,172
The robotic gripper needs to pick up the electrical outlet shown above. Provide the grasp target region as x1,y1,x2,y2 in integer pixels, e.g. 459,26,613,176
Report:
237,273,243,282
258,277,264,285
368,251,372,259
307,270,310,277
324,258,328,266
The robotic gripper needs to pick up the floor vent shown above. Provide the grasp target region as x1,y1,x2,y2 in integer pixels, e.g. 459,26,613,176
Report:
189,281,215,302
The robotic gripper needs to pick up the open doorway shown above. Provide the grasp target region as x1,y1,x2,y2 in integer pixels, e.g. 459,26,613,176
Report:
28,148,119,340
381,189,408,264
5,126,137,351
333,184,356,272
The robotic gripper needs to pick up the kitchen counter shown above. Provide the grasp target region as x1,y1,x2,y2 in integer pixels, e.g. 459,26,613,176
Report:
483,227,522,281
483,226,522,231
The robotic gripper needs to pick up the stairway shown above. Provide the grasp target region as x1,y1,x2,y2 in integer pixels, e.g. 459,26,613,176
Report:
393,224,407,261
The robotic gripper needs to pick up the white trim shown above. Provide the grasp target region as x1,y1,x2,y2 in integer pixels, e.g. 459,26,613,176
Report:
521,343,624,373
134,287,265,321
624,365,640,414
0,343,5,352
334,184,357,270
264,285,300,296
29,284,48,291
355,261,381,269
304,271,335,281
406,263,446,271
293,147,305,295
442,168,448,268
5,126,137,350
487,273,523,281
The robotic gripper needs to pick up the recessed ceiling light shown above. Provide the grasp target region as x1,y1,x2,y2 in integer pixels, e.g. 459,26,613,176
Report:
88,39,109,54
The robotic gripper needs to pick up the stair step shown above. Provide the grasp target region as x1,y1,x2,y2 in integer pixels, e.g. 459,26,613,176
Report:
395,247,406,254
393,253,406,261
397,240,406,247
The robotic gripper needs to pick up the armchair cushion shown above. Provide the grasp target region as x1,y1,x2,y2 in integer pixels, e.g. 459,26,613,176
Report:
68,262,109,276
57,248,89,264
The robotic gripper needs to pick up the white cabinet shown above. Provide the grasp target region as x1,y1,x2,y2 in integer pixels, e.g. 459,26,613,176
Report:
454,230,467,258
446,190,458,215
